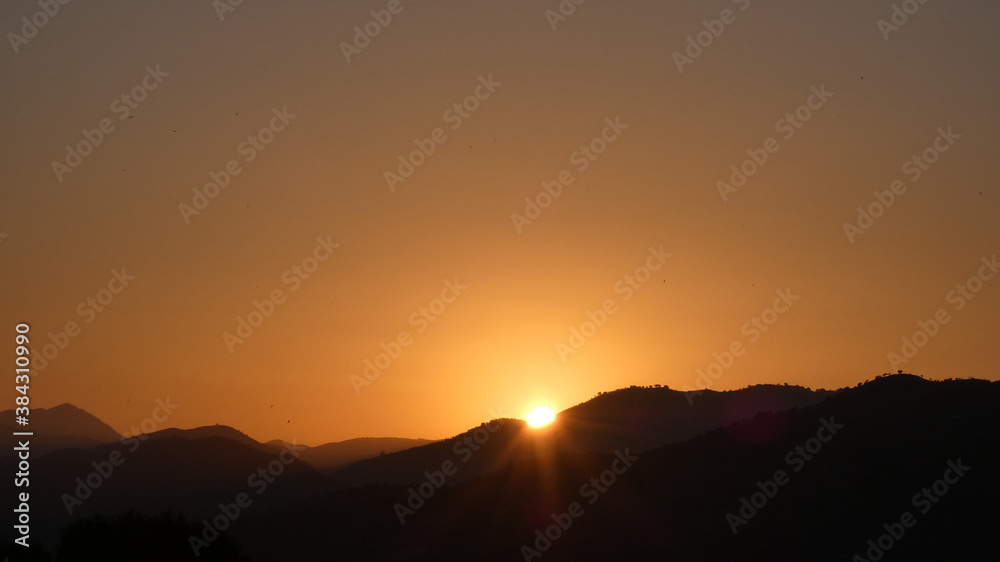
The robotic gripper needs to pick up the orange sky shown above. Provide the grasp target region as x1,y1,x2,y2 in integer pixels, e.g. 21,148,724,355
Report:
2,0,998,445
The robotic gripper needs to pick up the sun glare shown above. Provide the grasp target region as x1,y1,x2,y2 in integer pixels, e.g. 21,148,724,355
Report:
526,406,556,427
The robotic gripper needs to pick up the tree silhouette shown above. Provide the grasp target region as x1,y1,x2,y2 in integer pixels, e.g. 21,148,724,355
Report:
0,540,51,561
55,511,250,562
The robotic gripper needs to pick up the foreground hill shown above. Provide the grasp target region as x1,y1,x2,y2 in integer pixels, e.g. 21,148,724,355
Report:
332,383,830,487
6,376,996,560
557,382,832,453
231,375,1000,561
5,432,338,550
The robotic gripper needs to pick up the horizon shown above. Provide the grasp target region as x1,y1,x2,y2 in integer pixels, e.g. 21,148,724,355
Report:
3,0,999,457
17,370,947,445
4,2,998,559
5,365,996,560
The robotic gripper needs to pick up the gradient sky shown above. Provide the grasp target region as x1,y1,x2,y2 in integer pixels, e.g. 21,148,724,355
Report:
2,0,998,445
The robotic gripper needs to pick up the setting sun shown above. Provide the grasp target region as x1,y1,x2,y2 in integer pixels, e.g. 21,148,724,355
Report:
526,406,556,427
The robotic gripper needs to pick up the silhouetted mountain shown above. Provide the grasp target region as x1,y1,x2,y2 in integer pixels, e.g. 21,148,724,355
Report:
230,375,999,561
4,434,338,550
7,376,998,561
143,425,275,453
332,383,829,487
295,437,436,473
557,383,831,452
263,439,308,452
332,419,526,488
0,403,121,455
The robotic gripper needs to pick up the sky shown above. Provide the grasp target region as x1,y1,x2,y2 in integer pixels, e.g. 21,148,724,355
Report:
1,0,998,446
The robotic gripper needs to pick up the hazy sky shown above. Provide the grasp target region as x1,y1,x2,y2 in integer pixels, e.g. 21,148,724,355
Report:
2,0,998,445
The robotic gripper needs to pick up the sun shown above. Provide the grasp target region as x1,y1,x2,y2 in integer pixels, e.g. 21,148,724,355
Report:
526,406,556,428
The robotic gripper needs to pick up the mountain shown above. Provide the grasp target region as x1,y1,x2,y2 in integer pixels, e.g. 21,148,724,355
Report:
0,403,121,455
143,425,276,453
331,383,830,487
294,437,436,473
332,419,527,487
230,375,1000,561
8,433,338,550
7,376,997,561
1,419,428,551
556,382,832,453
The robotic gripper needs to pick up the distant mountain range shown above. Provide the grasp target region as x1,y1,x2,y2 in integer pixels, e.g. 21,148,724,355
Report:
291,437,435,474
0,403,121,455
0,405,433,471
3,375,997,561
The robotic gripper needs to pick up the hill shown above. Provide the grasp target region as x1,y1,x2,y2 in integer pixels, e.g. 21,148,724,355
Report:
296,437,436,473
0,403,121,455
231,375,1000,561
331,383,830,487
7,376,997,560
7,434,338,550
143,425,275,453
